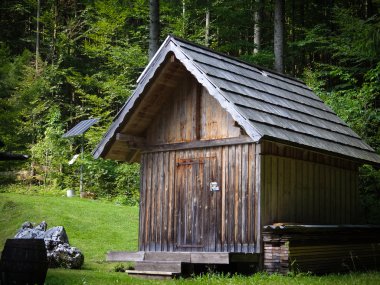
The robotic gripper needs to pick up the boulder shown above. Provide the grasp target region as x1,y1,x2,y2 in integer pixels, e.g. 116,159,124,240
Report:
14,221,46,239
47,243,84,269
14,221,84,269
44,226,69,250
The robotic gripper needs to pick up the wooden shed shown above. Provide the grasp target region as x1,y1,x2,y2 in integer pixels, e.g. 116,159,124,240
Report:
94,36,380,277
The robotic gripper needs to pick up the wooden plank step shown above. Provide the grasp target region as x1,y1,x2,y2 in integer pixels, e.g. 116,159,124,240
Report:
144,252,191,262
125,270,179,280
106,251,144,262
190,252,230,264
134,261,182,273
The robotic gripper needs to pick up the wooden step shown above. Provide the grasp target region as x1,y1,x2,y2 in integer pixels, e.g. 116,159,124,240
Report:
190,252,230,264
144,252,191,262
125,270,179,280
106,251,144,262
134,261,182,273
143,252,230,264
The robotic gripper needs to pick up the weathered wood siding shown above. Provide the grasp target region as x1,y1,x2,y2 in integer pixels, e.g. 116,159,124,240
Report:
145,73,241,145
261,141,360,225
139,144,261,253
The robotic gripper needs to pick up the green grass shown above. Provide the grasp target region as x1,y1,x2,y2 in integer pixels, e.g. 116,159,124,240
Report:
1,192,380,284
0,192,139,264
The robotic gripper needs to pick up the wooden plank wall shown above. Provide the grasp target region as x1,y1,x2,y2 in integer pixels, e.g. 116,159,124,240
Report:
139,143,261,253
261,141,360,225
145,73,241,145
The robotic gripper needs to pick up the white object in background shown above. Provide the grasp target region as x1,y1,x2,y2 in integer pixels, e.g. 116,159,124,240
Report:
68,154,79,165
66,189,75,197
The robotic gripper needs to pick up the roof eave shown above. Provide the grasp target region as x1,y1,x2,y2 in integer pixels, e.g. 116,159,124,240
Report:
261,135,380,167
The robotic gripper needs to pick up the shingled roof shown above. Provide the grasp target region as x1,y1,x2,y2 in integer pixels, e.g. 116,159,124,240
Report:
93,35,380,165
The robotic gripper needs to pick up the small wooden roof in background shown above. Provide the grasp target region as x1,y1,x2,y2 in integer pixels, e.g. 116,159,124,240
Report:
93,36,380,166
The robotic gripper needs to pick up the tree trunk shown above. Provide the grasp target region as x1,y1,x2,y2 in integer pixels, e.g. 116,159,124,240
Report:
274,0,285,73
36,0,40,71
149,0,160,60
182,0,186,36
254,0,263,53
52,0,58,65
205,8,210,47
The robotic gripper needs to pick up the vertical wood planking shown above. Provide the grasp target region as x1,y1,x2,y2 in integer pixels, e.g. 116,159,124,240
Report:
353,172,359,223
235,145,242,252
247,144,253,249
227,145,235,251
289,158,296,222
146,77,241,145
145,152,153,250
344,169,350,224
255,144,261,253
339,168,345,223
325,165,332,223
195,83,202,140
317,164,323,223
319,164,325,223
158,152,164,250
350,170,356,223
139,139,360,254
295,159,303,223
221,146,227,250
215,148,223,252
162,151,169,251
302,160,310,222
260,144,360,226
333,167,338,224
151,152,158,250
308,162,314,223
272,156,278,223
277,157,285,222
168,151,175,251
139,154,146,251
209,149,217,252
263,156,271,225
138,143,264,253
241,144,248,252
250,144,257,250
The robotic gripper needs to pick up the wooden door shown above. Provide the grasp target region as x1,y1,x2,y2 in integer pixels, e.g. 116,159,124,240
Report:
175,157,217,250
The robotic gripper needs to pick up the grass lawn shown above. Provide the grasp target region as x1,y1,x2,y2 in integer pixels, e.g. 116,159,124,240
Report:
1,192,380,284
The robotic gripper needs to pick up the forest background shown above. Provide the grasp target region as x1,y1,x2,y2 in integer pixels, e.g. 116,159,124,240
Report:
0,0,379,222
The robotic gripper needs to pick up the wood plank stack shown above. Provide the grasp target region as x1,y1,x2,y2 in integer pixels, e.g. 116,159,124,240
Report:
263,225,380,274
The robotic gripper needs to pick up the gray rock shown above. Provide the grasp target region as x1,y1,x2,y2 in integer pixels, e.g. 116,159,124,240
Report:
47,243,84,269
44,226,69,250
14,221,84,269
35,221,47,231
14,221,44,239
15,221,47,239
21,221,33,229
